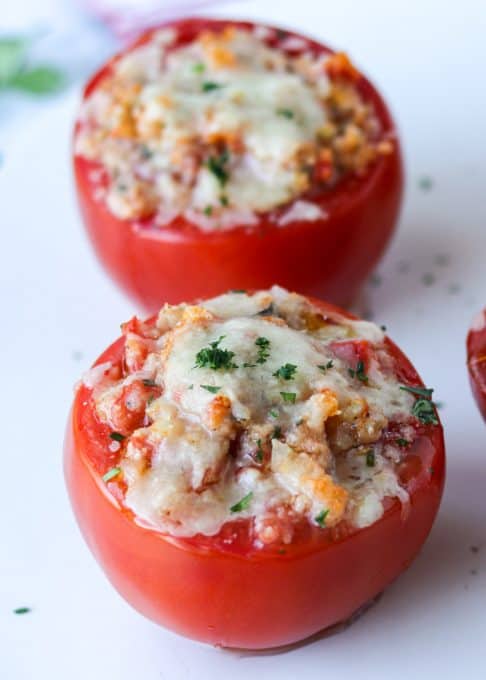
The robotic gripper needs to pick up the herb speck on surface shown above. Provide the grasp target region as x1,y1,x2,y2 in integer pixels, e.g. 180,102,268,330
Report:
230,492,253,513
418,175,434,191
102,467,121,483
422,272,436,286
448,282,461,295
13,607,31,615
315,509,329,527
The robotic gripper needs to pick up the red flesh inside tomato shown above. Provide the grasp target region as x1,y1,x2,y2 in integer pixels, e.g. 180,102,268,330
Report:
73,17,403,312
64,295,444,649
467,309,486,420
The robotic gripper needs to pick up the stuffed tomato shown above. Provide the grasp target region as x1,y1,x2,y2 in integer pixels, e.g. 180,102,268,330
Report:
65,287,444,649
73,18,403,311
467,308,486,420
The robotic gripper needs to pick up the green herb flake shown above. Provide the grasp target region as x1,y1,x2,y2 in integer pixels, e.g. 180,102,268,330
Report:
102,467,121,483
142,379,158,388
396,438,410,448
109,432,125,442
255,439,264,462
230,289,246,294
276,108,294,119
13,606,31,615
230,491,253,513
280,391,296,404
400,385,434,399
255,336,271,364
201,385,221,394
422,272,435,287
140,145,153,160
418,175,433,191
195,336,237,370
220,194,229,206
348,360,368,383
202,80,223,92
272,426,282,440
315,509,329,528
273,363,297,380
192,62,205,74
366,450,375,467
318,360,333,372
412,399,439,425
203,205,213,216
269,409,279,418
206,151,230,186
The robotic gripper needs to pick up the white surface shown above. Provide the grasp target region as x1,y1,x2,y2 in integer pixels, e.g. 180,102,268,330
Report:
1,1,486,678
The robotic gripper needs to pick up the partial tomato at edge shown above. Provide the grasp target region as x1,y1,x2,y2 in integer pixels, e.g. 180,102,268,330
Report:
467,308,486,420
73,17,404,312
64,296,444,650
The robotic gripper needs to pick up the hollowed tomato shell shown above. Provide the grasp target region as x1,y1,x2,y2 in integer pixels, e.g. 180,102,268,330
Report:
73,18,404,312
64,295,444,649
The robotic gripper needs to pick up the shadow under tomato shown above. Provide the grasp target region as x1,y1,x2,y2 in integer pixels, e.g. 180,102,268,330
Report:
225,454,486,658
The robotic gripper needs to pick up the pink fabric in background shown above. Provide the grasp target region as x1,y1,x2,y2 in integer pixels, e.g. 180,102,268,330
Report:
79,0,235,40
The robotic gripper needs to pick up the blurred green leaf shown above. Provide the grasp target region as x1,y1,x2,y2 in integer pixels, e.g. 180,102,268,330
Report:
0,37,28,85
9,66,65,94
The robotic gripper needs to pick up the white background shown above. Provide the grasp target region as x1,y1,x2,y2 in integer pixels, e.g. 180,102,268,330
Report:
1,1,485,678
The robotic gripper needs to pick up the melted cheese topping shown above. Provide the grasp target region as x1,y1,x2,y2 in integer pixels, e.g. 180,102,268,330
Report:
75,25,389,231
89,288,422,544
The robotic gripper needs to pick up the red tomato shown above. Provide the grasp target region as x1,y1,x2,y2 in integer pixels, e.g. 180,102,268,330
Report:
64,295,444,649
467,308,486,420
73,18,403,312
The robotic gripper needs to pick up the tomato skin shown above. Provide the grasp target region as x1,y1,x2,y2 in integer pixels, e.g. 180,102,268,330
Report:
74,18,403,312
64,296,444,649
467,309,486,420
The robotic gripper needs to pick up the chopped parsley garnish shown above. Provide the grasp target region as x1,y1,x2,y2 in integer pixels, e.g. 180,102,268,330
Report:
418,175,433,191
318,360,333,372
272,426,282,440
220,194,229,206
348,360,368,383
230,289,246,294
269,409,279,418
276,108,294,119
201,385,221,394
206,151,230,186
202,81,223,92
412,399,439,425
230,492,253,513
142,379,158,387
366,450,375,467
192,62,205,74
400,385,434,399
13,607,31,615
109,432,125,442
140,145,153,160
255,336,271,364
255,439,264,462
280,391,297,404
203,205,213,216
195,336,237,370
273,363,297,380
315,509,329,528
396,438,410,447
400,384,439,425
257,304,274,317
102,467,121,483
